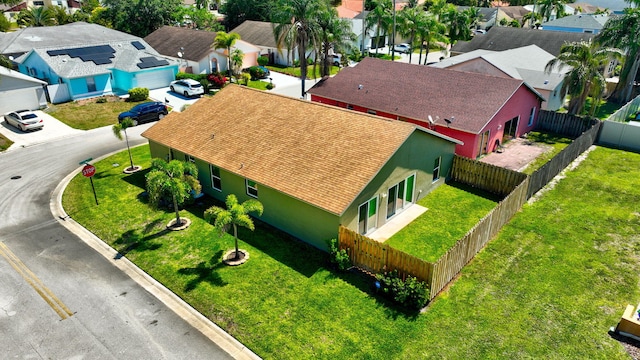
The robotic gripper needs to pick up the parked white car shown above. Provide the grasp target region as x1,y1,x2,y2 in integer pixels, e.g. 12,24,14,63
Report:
393,43,411,54
4,110,44,131
170,79,204,97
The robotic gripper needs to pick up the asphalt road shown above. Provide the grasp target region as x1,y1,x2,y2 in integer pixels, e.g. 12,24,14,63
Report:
0,125,235,359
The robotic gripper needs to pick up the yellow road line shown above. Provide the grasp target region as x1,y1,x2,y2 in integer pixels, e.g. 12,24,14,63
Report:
0,242,73,320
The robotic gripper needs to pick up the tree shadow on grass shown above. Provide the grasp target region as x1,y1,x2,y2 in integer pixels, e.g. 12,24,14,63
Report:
178,251,227,291
121,168,151,188
447,180,504,202
113,224,166,259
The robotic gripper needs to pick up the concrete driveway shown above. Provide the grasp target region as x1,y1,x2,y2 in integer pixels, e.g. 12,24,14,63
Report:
267,71,320,99
0,111,83,151
148,87,202,112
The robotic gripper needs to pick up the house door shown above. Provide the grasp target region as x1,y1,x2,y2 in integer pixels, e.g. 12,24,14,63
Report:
386,174,415,219
358,197,378,235
478,130,490,156
502,116,518,143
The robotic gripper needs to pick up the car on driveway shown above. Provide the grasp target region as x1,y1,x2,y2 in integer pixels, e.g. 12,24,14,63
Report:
118,102,168,125
4,110,44,132
393,43,412,54
170,79,204,97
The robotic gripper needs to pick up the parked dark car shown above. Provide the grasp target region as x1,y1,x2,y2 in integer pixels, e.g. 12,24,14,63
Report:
118,102,168,125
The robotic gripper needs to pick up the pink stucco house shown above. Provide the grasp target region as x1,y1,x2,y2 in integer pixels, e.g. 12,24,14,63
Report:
307,57,544,159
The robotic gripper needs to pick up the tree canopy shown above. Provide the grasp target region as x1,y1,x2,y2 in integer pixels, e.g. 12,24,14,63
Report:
101,0,182,37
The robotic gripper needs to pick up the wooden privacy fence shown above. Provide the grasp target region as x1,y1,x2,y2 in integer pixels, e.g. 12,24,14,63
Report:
536,110,597,138
527,120,601,199
450,155,527,197
338,226,433,283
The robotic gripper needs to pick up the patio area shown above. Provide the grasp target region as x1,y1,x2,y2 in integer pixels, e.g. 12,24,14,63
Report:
368,204,428,242
479,137,552,172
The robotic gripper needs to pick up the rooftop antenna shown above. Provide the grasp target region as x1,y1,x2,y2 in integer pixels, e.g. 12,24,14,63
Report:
444,116,454,127
427,115,435,129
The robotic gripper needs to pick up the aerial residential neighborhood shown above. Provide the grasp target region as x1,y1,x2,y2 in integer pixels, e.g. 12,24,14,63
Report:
1,0,640,359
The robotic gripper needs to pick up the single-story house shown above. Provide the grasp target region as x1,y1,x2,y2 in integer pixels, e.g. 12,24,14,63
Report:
1,22,178,102
540,13,610,34
0,66,47,114
142,85,460,249
450,26,595,56
458,6,499,30
308,57,544,159
431,45,568,110
144,26,260,75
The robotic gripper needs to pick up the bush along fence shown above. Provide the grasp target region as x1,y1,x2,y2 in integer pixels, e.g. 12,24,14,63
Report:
338,113,601,302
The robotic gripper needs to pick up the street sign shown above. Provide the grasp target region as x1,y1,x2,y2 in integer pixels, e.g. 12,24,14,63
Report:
82,164,96,178
79,158,93,165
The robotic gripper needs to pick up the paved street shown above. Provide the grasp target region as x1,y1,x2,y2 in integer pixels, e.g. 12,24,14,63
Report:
0,123,241,359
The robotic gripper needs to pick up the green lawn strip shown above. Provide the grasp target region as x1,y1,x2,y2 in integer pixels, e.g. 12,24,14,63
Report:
385,183,498,262
0,132,13,151
63,145,639,359
46,98,148,130
247,80,269,90
266,65,340,79
520,131,573,175
585,98,625,120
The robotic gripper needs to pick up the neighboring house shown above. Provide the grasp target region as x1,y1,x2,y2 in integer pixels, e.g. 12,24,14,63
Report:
540,13,610,34
567,3,609,15
497,6,531,26
2,0,80,21
142,85,460,249
458,6,499,30
0,66,47,114
451,26,595,56
524,3,575,22
431,45,568,110
230,20,305,66
145,26,260,75
307,57,544,159
0,22,178,102
354,11,387,50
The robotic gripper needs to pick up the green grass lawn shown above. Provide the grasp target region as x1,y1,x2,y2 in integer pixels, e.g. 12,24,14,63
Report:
385,183,498,262
520,131,574,175
585,98,625,120
0,132,13,151
266,65,340,79
63,145,640,359
46,98,149,130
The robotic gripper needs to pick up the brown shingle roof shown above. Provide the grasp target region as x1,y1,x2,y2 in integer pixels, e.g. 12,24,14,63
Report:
307,57,528,134
230,20,278,48
142,85,417,215
144,26,217,62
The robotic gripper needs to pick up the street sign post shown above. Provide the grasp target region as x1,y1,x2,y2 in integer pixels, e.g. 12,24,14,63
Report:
81,164,98,205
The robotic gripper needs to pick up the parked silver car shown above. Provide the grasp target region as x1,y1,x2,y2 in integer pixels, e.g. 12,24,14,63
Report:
4,110,44,131
170,79,204,97
393,43,411,54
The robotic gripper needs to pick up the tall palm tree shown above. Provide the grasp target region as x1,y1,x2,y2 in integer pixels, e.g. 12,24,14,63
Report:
425,0,448,21
146,159,201,227
205,194,263,261
597,7,640,104
416,12,448,65
546,40,623,115
365,0,393,56
398,6,423,63
212,31,241,78
17,6,56,27
538,0,566,22
317,5,355,76
273,0,323,98
443,4,472,43
112,118,136,171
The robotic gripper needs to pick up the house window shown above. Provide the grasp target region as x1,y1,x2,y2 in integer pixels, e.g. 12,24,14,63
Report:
528,107,536,126
367,109,377,115
185,154,195,163
210,165,221,191
386,174,415,219
358,196,378,235
33,0,44,5
86,77,96,92
346,104,353,110
433,157,441,182
246,179,258,198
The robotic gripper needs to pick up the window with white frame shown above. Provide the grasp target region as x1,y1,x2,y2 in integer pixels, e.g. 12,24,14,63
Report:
433,156,441,182
246,179,258,198
210,165,221,191
185,154,195,163
358,196,378,235
528,107,536,126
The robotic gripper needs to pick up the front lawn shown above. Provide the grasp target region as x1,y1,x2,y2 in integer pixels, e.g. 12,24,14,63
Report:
63,145,639,359
46,97,148,130
266,64,340,79
0,132,13,151
385,183,498,262
520,131,574,175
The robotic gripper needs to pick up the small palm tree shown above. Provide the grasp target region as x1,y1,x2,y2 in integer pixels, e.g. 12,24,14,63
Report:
112,117,136,172
366,0,393,56
212,31,241,79
205,194,263,261
317,6,355,77
229,48,244,80
17,6,56,27
146,159,201,227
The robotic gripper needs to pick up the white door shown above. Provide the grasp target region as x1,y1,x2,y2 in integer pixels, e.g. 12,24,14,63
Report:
135,69,174,89
0,88,39,114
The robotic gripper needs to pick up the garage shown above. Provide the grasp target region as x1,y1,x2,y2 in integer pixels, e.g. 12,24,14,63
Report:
0,68,47,114
134,69,175,90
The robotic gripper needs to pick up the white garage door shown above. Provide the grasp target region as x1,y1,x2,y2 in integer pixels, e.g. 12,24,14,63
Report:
135,69,174,90
0,88,40,114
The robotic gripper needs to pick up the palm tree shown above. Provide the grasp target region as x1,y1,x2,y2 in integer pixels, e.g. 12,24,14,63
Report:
112,118,137,172
521,11,542,28
230,48,244,80
146,158,201,227
397,6,423,63
212,31,241,79
17,6,56,27
50,5,71,25
205,194,263,261
365,0,393,56
416,12,448,65
317,5,355,76
597,7,640,104
546,40,623,115
273,0,323,98
443,4,472,43
538,0,566,22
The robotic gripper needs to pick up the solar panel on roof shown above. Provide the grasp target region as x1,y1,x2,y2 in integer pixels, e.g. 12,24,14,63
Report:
132,41,145,50
47,45,117,65
136,57,170,69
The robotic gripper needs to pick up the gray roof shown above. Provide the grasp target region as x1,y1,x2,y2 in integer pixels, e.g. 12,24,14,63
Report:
434,45,567,91
541,13,610,29
230,20,278,48
458,6,498,22
145,26,217,62
451,27,596,56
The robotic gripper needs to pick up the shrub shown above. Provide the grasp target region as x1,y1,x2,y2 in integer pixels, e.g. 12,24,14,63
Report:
328,238,351,271
293,59,300,67
240,73,251,86
307,57,314,65
199,78,209,93
176,72,208,81
248,66,268,80
376,270,429,310
96,97,108,103
257,56,269,66
266,83,275,90
128,87,148,102
207,72,227,88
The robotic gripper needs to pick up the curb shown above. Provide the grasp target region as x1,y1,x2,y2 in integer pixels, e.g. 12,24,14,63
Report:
49,148,261,360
